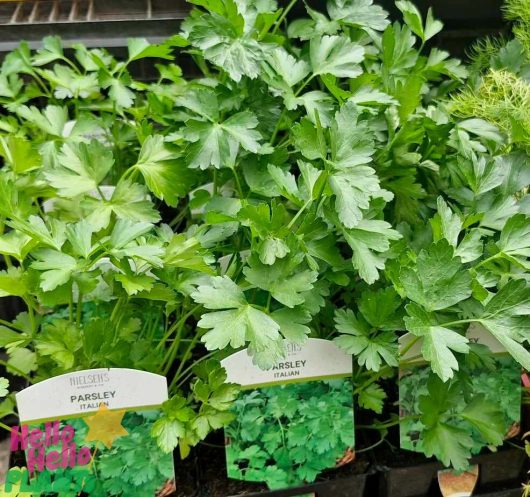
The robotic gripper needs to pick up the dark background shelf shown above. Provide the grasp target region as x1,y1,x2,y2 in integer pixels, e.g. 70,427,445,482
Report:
0,0,507,58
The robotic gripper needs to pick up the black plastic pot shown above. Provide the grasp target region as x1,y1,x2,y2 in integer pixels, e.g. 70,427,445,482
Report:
226,473,371,497
378,449,526,497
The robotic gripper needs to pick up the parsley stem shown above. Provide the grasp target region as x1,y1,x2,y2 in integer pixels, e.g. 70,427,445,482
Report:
287,199,312,230
441,318,474,327
399,336,420,358
0,318,25,332
0,421,12,433
475,252,503,269
271,0,298,35
232,167,245,198
169,331,201,385
76,291,83,329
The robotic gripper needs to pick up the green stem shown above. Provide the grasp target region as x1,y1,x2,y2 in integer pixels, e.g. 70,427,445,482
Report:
399,336,420,358
353,367,392,395
0,318,25,332
0,421,13,433
161,305,201,374
69,289,74,324
158,305,200,351
271,0,298,35
172,351,218,391
287,199,312,230
171,332,201,381
269,109,287,145
357,415,421,431
76,291,83,329
355,434,387,453
475,252,503,269
294,74,316,98
441,318,475,327
232,167,245,198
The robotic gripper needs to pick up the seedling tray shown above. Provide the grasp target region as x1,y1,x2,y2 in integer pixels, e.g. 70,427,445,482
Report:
378,449,526,497
226,473,370,497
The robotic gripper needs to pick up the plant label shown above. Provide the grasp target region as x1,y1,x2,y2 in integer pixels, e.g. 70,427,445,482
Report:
10,368,175,496
221,338,355,491
398,325,522,463
437,465,479,497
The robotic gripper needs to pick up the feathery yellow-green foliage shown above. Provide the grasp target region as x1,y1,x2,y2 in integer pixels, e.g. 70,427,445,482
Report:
504,0,530,53
452,69,530,143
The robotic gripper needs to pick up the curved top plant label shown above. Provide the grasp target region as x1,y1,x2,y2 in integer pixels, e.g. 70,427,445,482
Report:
8,368,175,497
221,338,353,388
222,339,355,491
16,367,167,423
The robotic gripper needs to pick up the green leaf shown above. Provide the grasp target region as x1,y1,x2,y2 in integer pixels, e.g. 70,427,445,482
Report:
9,216,66,250
327,0,390,31
31,249,78,292
109,219,153,249
269,308,311,342
296,91,335,127
133,135,193,206
288,7,340,40
115,273,156,296
198,305,283,365
396,1,424,40
358,287,403,330
0,378,9,398
310,35,365,78
164,234,213,273
477,280,530,369
32,36,64,66
0,136,41,174
358,383,386,413
152,417,186,453
183,111,262,169
422,422,473,470
419,376,474,470
259,237,290,265
431,197,462,248
191,276,246,309
35,320,81,370
83,180,160,231
461,395,506,446
404,304,469,381
7,347,37,376
0,267,29,297
424,8,444,41
127,38,174,62
343,220,402,284
16,104,68,137
0,231,33,262
334,308,398,371
108,79,135,108
400,240,473,311
498,214,530,267
45,140,114,197
66,220,93,259
263,47,310,102
243,257,318,308
185,11,263,82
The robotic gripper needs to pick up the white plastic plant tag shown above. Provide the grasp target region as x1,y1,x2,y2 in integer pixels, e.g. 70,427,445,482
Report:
221,338,355,491
7,368,175,496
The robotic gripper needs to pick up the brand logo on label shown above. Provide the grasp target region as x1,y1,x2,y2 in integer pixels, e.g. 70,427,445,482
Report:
69,372,110,387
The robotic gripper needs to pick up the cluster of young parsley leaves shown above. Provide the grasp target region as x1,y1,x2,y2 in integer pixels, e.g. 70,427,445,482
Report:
0,0,528,476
